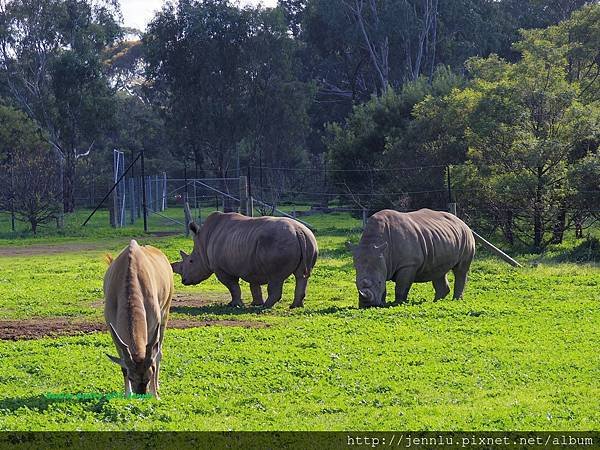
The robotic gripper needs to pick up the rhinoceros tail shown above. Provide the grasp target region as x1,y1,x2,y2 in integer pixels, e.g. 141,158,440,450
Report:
296,228,316,279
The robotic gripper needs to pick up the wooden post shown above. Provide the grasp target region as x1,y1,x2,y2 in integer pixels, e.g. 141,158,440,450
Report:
193,178,198,218
472,231,522,268
184,201,193,237
136,177,141,219
448,202,457,216
448,201,521,268
239,175,248,216
248,196,254,217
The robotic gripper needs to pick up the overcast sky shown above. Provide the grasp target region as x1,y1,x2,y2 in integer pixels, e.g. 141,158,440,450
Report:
121,0,278,31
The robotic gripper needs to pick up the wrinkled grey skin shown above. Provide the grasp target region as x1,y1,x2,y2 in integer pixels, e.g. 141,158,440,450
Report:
172,212,318,309
349,209,476,308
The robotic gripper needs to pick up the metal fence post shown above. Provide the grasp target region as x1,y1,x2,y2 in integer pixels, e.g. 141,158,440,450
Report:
162,172,167,211
154,175,161,211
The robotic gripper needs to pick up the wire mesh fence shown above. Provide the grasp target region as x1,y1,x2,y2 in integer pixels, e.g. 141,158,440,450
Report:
246,164,452,218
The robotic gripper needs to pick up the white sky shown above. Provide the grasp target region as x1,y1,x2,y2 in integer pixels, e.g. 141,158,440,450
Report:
120,0,278,31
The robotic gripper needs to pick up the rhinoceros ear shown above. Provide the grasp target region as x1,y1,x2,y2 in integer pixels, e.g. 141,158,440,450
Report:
345,241,357,252
189,222,200,235
179,250,188,260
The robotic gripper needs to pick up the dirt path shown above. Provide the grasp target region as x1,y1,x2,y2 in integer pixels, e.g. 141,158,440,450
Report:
1,293,268,341
0,318,268,341
0,233,179,257
0,242,114,256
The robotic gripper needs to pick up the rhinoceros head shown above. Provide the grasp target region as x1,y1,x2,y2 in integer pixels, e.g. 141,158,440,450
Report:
171,222,213,285
350,242,388,308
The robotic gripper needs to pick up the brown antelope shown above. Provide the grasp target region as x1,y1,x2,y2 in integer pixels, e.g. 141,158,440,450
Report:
104,240,173,397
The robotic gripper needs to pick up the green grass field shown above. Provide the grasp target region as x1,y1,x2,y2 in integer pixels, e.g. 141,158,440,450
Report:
0,210,598,431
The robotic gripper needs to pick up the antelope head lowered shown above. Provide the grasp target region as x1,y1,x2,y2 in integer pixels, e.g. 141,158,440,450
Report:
106,323,162,396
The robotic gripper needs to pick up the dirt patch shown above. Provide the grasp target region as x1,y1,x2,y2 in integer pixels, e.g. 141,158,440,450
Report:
90,292,229,309
0,317,268,341
0,319,106,341
170,292,229,308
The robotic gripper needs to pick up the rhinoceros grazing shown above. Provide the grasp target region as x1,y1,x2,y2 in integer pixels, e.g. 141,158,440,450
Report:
172,212,318,309
350,209,475,308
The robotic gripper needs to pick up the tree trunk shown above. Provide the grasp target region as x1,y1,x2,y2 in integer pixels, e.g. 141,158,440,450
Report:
428,0,438,83
503,210,514,245
63,150,76,213
533,167,543,252
551,206,566,244
575,218,583,239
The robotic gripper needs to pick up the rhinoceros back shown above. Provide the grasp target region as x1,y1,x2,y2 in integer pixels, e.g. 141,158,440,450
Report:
362,209,475,282
199,212,317,283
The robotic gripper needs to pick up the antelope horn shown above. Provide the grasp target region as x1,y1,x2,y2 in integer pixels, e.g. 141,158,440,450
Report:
108,323,129,351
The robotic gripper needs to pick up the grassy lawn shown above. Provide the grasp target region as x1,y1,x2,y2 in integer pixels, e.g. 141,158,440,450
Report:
0,211,598,430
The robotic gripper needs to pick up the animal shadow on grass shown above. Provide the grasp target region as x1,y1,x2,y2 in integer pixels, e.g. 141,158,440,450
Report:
296,305,356,316
405,296,429,306
172,303,357,317
0,393,145,414
171,304,265,317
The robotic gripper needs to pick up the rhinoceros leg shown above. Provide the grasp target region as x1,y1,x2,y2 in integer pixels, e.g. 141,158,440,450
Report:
290,275,308,309
392,269,415,305
263,279,284,309
216,273,245,308
432,275,451,301
452,262,471,299
250,283,264,306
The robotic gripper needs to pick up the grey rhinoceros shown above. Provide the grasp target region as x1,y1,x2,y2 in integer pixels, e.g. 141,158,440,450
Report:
349,209,475,308
172,211,318,309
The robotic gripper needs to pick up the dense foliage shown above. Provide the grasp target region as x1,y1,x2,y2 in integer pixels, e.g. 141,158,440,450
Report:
0,0,598,250
328,4,600,250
